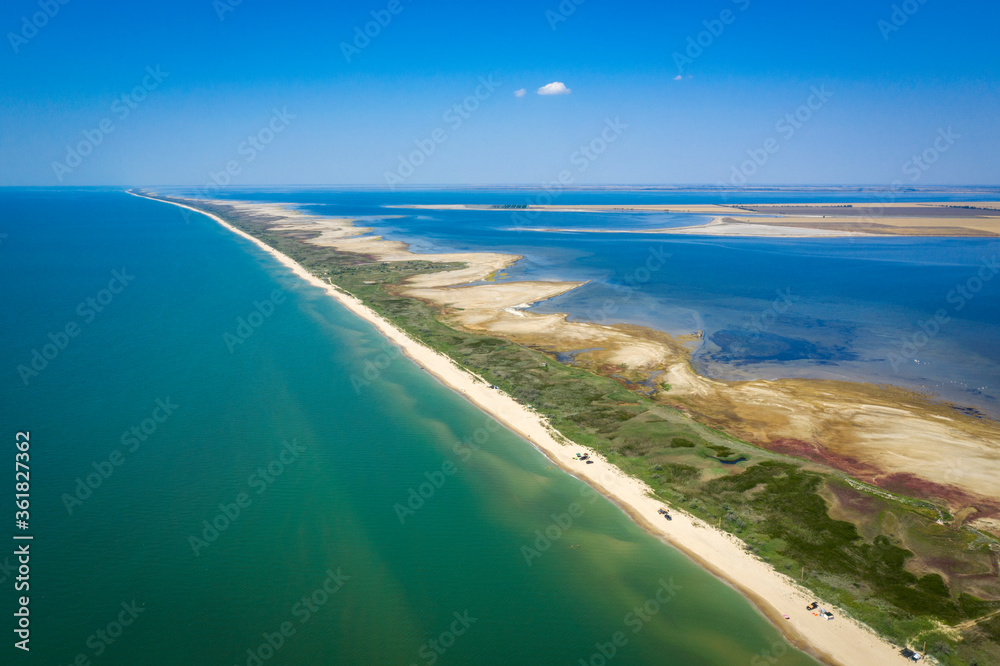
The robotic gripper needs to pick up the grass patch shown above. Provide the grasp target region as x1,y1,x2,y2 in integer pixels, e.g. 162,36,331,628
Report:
163,194,1000,666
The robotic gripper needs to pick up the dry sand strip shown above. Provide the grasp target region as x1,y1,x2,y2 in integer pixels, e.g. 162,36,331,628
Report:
513,217,876,237
726,215,1000,237
130,192,910,666
393,201,1000,214
398,202,1000,236
390,203,745,214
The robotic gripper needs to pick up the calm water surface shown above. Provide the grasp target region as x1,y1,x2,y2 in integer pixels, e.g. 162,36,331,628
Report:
190,187,1000,418
0,189,819,665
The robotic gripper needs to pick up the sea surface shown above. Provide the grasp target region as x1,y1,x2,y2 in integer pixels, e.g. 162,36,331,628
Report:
0,188,819,665
186,186,1000,418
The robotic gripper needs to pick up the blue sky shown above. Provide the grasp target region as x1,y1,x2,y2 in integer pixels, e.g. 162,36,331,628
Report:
1,0,998,186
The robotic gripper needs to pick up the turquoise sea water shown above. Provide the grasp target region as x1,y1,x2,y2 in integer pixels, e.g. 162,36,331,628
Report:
0,189,818,665
188,187,1000,417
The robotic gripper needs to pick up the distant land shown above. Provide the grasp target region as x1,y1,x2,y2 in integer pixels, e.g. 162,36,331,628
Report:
135,189,1000,666
397,201,1000,237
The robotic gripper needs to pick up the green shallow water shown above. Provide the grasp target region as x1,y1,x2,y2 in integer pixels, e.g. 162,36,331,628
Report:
0,190,818,665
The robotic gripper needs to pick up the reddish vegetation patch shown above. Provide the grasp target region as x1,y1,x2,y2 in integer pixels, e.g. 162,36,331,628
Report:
877,473,1000,520
824,480,884,516
914,556,1000,600
923,555,997,581
768,438,883,480
765,440,1000,521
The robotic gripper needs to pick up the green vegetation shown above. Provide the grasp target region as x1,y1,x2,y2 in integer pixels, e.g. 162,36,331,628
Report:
171,196,1000,666
703,463,980,623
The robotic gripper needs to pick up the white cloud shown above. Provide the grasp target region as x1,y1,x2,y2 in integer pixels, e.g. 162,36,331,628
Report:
673,74,683,81
514,88,526,97
537,81,571,95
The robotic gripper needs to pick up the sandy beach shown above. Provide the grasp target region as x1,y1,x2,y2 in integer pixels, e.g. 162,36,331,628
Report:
390,203,745,214
218,199,1000,513
402,201,1000,237
514,216,876,237
130,191,918,665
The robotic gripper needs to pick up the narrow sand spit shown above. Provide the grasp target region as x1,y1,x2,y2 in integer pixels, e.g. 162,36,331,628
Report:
515,217,876,237
131,192,913,665
402,201,1000,236
227,201,1000,509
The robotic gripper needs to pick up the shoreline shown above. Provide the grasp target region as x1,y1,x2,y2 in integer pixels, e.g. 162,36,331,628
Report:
511,216,879,237
130,191,909,665
397,202,1000,237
